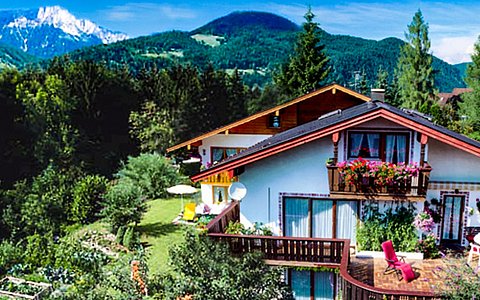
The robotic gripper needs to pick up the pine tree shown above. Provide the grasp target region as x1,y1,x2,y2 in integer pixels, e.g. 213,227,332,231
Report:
359,69,369,95
385,72,402,107
375,66,389,90
395,10,436,113
275,7,330,97
459,36,480,140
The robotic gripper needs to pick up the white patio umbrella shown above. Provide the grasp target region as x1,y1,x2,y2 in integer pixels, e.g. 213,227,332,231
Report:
167,184,198,211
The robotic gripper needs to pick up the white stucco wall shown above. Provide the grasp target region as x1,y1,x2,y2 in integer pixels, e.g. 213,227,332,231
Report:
236,138,332,234
198,134,271,166
428,138,480,182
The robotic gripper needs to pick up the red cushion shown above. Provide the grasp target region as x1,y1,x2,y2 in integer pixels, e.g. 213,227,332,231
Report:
398,263,415,282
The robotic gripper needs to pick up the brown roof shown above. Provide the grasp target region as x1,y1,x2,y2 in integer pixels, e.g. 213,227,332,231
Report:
438,88,473,106
166,83,370,152
191,101,480,182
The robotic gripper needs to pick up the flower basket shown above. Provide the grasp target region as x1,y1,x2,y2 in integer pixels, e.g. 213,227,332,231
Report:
336,158,419,193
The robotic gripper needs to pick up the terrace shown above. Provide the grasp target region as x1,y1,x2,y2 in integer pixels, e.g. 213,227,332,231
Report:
206,201,445,299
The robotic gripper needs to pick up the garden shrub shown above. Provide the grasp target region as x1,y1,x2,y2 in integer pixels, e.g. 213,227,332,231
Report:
20,165,78,237
356,217,384,251
384,206,417,252
115,153,185,199
116,225,126,244
0,241,23,274
440,253,480,299
416,233,440,258
357,203,418,252
24,233,56,269
122,226,140,250
101,180,146,232
154,230,293,300
70,174,109,224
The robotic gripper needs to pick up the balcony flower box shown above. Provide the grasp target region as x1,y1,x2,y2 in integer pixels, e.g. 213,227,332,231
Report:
336,158,420,189
327,158,431,198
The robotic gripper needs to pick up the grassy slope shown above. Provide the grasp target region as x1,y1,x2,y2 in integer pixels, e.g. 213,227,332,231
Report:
137,198,186,274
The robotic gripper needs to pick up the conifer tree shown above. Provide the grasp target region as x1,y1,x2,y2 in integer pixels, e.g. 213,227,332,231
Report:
359,69,369,95
375,66,389,90
459,36,480,140
275,7,330,97
395,10,436,113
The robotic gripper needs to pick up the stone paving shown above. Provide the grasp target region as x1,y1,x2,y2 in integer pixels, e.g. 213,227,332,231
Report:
349,256,450,294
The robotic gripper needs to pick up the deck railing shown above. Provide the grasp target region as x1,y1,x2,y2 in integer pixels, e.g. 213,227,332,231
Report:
326,163,432,200
337,240,441,300
205,201,240,234
208,234,344,265
205,201,441,299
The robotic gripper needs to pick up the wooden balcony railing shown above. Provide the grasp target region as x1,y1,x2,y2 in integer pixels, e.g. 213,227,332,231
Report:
202,171,237,185
208,234,344,265
206,201,240,234
327,163,432,200
205,201,441,299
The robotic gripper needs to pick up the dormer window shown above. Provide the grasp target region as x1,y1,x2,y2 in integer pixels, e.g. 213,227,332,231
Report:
348,132,409,163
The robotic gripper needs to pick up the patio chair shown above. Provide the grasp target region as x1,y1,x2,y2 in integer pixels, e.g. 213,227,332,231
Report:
381,240,415,282
182,203,196,221
468,233,480,268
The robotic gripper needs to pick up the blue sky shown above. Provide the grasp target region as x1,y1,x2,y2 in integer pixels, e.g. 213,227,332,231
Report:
2,1,479,64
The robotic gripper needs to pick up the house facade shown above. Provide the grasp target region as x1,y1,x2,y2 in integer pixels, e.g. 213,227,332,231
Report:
190,98,480,299
167,84,369,205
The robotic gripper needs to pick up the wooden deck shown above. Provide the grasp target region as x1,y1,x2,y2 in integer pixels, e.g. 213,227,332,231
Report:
206,201,442,299
349,257,447,294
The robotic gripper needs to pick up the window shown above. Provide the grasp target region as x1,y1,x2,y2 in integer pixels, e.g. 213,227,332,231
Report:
211,147,244,163
288,270,335,299
213,186,229,204
348,132,409,163
283,197,357,243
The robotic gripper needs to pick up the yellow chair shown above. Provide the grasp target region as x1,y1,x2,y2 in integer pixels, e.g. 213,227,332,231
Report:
183,203,196,221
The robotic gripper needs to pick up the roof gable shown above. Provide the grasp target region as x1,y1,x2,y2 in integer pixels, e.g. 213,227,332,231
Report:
191,101,480,182
167,83,369,152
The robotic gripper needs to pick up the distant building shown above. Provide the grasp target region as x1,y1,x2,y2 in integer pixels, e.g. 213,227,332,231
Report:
438,88,473,108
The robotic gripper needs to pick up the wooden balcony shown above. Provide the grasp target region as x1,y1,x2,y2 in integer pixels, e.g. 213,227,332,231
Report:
202,171,237,185
205,201,441,299
326,163,432,201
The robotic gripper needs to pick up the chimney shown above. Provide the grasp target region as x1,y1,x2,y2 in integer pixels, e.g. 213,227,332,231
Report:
370,88,385,102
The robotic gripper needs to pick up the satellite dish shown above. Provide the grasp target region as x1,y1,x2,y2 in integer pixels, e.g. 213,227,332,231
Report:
228,182,247,201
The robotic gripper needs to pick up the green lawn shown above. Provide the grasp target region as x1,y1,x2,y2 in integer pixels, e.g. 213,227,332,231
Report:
137,197,186,274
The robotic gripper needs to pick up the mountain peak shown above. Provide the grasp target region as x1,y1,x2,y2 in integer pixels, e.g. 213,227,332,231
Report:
192,11,299,36
1,6,128,58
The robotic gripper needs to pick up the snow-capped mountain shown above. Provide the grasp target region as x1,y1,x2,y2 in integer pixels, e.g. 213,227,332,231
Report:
0,6,128,58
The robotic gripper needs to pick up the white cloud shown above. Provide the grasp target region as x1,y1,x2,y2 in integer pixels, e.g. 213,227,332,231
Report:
264,1,480,63
432,36,476,64
101,2,197,22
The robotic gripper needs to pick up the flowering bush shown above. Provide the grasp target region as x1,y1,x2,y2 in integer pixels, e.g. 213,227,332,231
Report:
413,212,435,233
336,158,420,187
416,233,440,258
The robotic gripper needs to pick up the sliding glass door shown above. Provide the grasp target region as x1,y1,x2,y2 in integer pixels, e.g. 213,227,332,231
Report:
285,198,309,237
290,270,335,300
284,197,357,243
312,200,333,238
336,201,358,245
